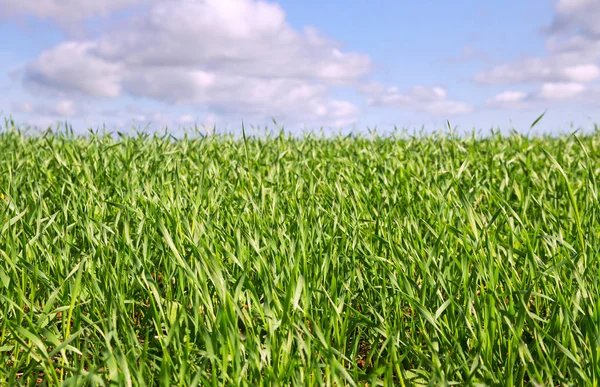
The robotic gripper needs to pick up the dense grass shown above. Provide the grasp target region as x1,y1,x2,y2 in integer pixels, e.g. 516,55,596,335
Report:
0,124,599,386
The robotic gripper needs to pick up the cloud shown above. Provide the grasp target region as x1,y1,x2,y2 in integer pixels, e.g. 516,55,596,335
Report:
563,64,600,82
486,82,586,110
20,0,368,126
474,59,600,85
475,0,600,106
54,100,77,117
177,114,196,125
549,0,600,37
486,90,530,109
362,83,473,116
12,0,473,126
0,0,149,23
11,99,79,117
25,42,122,98
491,91,528,104
538,82,585,100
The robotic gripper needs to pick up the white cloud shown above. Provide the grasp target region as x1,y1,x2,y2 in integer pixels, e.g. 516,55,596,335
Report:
326,100,359,119
362,83,473,116
26,42,122,98
12,0,474,126
475,0,600,107
492,91,528,103
487,82,587,109
0,0,149,23
538,82,585,100
563,64,600,82
556,0,592,12
485,90,539,109
474,59,600,85
20,0,368,126
54,99,77,116
486,90,531,109
92,1,371,83
177,114,196,125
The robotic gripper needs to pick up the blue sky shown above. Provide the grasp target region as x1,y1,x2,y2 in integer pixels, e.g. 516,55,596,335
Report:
1,0,599,134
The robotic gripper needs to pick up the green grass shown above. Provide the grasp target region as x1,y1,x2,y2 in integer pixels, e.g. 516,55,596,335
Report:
0,123,599,386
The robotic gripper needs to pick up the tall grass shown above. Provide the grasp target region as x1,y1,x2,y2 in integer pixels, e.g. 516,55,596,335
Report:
0,123,599,385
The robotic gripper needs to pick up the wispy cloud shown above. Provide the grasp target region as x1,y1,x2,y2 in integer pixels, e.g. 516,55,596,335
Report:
362,83,473,116
476,0,600,109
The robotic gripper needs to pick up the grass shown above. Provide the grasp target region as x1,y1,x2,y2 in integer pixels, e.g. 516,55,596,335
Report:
0,122,599,386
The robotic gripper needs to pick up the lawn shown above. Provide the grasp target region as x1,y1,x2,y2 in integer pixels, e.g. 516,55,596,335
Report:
1,123,599,385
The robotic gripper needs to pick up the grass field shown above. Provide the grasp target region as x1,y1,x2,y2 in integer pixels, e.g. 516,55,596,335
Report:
0,123,599,386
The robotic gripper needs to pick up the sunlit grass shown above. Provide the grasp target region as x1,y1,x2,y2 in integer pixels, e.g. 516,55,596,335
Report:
0,121,599,385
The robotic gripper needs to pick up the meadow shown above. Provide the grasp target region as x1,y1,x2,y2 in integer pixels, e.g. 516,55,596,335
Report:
0,122,599,386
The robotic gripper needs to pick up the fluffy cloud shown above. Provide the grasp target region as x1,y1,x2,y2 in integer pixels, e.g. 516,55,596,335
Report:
563,64,600,82
25,42,122,98
476,0,600,105
538,82,585,100
491,91,528,104
362,83,473,116
54,100,77,117
487,82,587,110
486,90,530,109
0,0,149,23
21,0,369,126
12,0,477,126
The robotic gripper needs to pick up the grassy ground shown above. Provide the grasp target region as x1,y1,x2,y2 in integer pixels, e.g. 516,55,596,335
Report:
0,125,599,386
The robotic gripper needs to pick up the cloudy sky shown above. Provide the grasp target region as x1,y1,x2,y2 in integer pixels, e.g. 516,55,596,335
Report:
1,0,599,134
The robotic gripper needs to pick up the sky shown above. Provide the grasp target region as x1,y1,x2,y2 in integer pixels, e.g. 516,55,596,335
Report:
0,0,599,135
